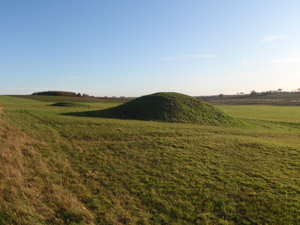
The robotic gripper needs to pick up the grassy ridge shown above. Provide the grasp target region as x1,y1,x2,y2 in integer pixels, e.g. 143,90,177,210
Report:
0,96,300,224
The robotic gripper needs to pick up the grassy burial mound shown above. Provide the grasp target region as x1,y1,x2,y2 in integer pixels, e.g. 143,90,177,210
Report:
50,102,88,107
73,92,244,126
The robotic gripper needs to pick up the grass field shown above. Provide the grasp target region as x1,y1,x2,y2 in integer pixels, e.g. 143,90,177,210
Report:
199,92,300,106
0,95,300,224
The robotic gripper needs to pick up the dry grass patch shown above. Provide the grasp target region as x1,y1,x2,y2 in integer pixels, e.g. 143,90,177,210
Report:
0,106,95,224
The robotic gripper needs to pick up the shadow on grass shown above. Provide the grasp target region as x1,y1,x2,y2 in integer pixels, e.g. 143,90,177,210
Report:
62,104,249,128
49,102,89,107
62,108,120,119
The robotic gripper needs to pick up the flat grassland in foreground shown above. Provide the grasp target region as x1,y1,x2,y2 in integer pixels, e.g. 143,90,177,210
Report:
0,96,299,224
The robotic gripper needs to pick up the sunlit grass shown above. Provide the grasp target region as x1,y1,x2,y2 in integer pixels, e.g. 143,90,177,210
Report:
0,96,299,224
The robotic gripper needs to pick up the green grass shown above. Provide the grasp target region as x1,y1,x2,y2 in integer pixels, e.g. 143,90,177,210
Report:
218,104,300,123
0,95,300,224
67,92,245,127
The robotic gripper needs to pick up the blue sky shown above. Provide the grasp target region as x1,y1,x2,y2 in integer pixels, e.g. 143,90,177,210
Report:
1,0,300,96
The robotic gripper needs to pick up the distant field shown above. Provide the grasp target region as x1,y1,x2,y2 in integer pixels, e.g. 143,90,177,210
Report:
199,92,300,105
218,104,300,123
0,95,299,224
10,95,130,103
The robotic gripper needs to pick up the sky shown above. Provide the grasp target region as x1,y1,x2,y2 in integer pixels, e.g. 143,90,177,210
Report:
1,0,300,97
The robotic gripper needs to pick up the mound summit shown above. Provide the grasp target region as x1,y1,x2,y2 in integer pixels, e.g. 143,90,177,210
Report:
96,92,244,126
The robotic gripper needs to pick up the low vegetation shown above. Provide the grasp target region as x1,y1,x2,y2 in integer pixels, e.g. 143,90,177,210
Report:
0,95,299,224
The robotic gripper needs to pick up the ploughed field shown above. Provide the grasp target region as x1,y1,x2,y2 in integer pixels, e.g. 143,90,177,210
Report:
0,95,300,224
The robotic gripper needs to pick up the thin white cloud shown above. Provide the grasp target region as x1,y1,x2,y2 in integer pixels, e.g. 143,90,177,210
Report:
160,54,215,61
241,61,249,66
261,34,288,42
273,56,300,64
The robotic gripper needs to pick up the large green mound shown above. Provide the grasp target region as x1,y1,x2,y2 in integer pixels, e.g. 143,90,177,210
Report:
103,92,244,126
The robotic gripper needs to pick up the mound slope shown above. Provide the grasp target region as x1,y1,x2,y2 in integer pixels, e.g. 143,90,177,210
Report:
101,92,244,126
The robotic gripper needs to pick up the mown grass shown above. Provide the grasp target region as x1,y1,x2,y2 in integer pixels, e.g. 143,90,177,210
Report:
0,95,300,224
217,104,300,123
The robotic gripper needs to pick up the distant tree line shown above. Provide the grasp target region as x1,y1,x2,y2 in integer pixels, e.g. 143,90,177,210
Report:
32,91,82,97
32,91,132,100
217,88,300,98
249,88,284,96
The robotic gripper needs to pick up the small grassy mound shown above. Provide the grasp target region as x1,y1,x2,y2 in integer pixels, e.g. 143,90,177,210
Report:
51,102,88,107
94,92,245,126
